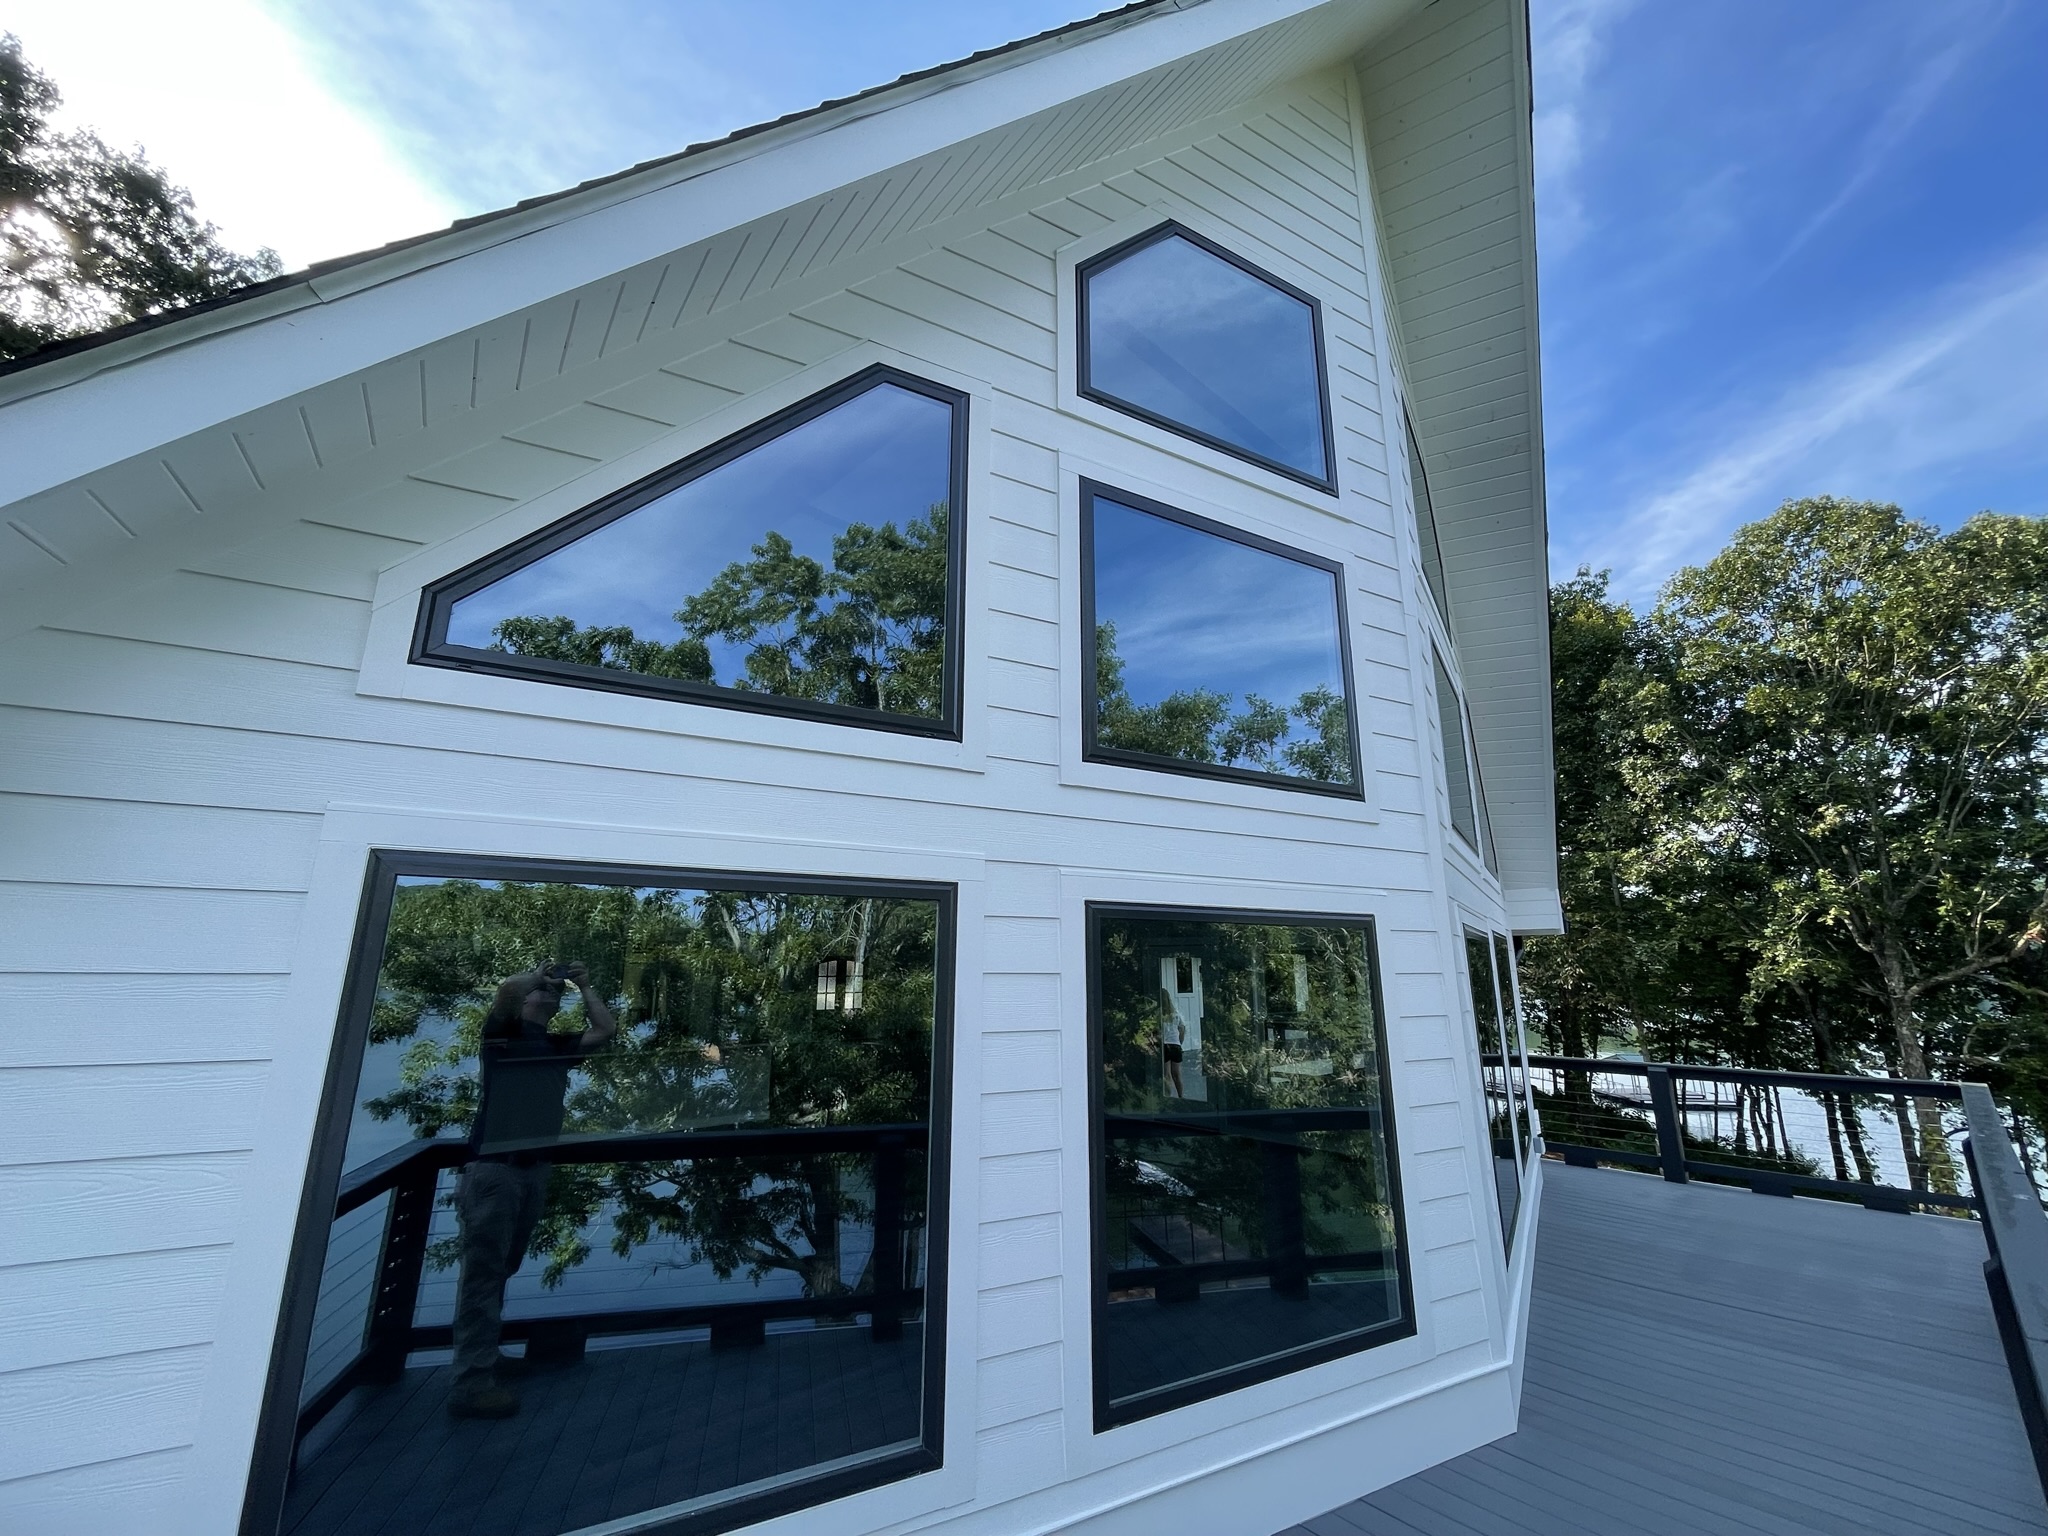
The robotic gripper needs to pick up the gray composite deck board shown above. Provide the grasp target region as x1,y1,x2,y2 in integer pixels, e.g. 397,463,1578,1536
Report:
283,1323,924,1536
1289,1163,2048,1536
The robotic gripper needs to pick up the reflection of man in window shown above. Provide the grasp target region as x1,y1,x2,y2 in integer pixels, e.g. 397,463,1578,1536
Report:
449,963,616,1419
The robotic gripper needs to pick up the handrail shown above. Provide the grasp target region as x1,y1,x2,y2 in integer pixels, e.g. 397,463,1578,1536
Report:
1963,1082,2048,1497
335,1122,933,1216
1518,1055,1978,1212
1521,1055,1964,1100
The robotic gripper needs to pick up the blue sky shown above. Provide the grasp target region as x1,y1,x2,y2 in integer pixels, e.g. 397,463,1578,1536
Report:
9,0,2043,604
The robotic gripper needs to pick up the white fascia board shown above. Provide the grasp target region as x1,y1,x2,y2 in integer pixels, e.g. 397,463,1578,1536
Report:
0,0,1353,509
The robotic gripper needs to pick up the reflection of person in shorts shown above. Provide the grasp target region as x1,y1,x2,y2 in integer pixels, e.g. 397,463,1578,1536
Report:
448,963,615,1419
1161,1018,1186,1099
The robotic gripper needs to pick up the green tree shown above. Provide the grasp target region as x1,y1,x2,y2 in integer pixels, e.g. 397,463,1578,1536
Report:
1093,621,1353,784
364,877,938,1295
493,502,950,718
1,34,279,361
1646,499,2048,1189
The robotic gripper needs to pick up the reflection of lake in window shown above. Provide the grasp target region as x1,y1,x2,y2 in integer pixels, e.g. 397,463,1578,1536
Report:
1091,907,1410,1427
279,864,949,1536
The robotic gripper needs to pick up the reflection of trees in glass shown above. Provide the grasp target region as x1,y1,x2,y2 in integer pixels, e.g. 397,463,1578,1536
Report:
489,503,949,717
1097,917,1392,1268
1094,622,1351,783
367,877,936,1295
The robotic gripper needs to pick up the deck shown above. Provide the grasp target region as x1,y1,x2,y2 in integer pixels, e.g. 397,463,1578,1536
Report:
284,1322,923,1536
1292,1162,2048,1536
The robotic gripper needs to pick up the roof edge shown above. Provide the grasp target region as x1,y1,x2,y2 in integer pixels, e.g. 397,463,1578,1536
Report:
0,0,1191,405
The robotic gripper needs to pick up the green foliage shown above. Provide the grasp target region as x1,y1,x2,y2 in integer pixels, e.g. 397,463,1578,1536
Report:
492,502,949,718
1,35,280,361
367,877,937,1292
1096,918,1395,1264
1519,501,2048,1189
1092,622,1352,784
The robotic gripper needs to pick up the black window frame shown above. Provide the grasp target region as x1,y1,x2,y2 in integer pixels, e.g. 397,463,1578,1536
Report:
411,363,972,741
241,850,958,1536
1079,479,1365,800
1403,406,1450,625
1461,925,1521,1253
1084,901,1416,1431
1076,221,1339,495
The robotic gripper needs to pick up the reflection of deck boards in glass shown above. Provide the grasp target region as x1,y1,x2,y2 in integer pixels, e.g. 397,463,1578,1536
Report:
285,1323,923,1536
1288,1164,2048,1536
1103,1279,1401,1411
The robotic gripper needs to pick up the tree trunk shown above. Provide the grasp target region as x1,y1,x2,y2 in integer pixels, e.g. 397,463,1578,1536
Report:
1822,1092,1851,1181
1892,1093,1926,1193
1887,992,1959,1195
1842,1098,1879,1183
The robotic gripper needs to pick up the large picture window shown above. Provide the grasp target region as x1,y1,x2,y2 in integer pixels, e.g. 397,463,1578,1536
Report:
1088,905,1411,1428
1078,223,1336,491
414,365,968,737
1081,482,1362,797
248,856,952,1536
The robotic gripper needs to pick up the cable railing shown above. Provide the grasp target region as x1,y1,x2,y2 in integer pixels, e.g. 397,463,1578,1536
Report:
1516,1055,1978,1212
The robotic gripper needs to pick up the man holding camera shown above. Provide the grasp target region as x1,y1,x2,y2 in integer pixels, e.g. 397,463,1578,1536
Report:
448,962,616,1419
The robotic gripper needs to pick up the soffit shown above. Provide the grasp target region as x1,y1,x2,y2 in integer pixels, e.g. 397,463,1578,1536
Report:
1357,0,1560,932
0,0,1426,632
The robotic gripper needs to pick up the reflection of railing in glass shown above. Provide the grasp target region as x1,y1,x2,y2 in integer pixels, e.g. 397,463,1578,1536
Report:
299,1122,931,1436
1091,907,1408,1428
265,865,947,1536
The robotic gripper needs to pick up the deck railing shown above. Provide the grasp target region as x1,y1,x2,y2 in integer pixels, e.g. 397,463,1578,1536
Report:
1964,1083,2048,1497
302,1123,929,1440
1516,1055,1977,1212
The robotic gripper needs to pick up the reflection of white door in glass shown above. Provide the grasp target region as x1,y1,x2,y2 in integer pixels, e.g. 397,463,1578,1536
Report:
1158,956,1207,1101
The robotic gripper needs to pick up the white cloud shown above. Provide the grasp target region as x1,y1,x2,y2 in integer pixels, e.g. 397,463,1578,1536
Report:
1588,240,2048,598
1530,0,1639,256
1765,25,1986,272
6,0,458,269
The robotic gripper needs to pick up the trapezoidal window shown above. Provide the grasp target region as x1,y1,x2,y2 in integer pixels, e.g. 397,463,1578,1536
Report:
248,854,953,1536
414,365,968,738
1078,223,1336,491
1089,904,1411,1428
1082,481,1362,797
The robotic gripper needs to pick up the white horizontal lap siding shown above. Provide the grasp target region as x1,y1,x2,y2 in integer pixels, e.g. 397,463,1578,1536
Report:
0,67,1495,1527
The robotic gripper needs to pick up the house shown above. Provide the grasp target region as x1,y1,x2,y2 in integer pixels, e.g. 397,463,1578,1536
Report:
0,1,1558,1532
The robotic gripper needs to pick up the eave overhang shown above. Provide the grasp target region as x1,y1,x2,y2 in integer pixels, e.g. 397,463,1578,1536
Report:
1358,0,1561,933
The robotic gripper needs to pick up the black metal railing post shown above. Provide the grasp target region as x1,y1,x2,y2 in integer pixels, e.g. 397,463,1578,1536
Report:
1646,1067,1688,1184
1962,1082,2048,1503
362,1160,439,1384
871,1135,907,1342
1260,1135,1310,1294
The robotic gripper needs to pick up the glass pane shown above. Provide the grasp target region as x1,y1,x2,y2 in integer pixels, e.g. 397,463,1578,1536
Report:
1093,909,1406,1425
281,868,942,1536
1089,492,1354,788
1405,413,1449,622
1493,932,1530,1165
1433,647,1479,847
1464,930,1519,1248
443,378,955,721
1083,231,1329,481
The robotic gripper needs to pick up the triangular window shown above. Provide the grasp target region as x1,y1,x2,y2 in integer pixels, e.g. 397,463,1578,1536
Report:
415,365,967,736
1079,223,1334,490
